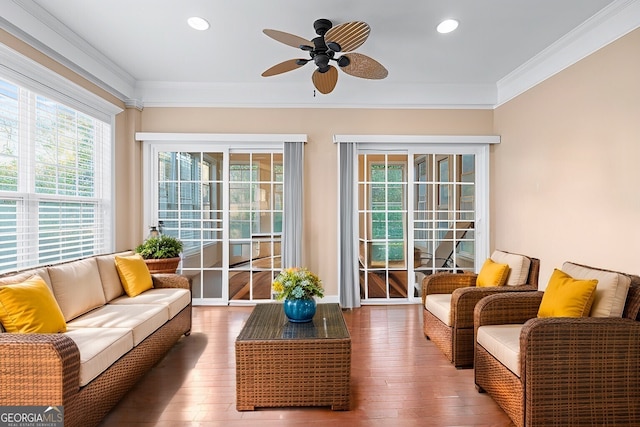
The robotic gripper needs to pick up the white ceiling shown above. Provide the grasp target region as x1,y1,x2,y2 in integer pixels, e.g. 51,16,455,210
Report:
2,0,639,108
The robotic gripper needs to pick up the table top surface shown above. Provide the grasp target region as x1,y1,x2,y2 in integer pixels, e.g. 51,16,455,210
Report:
236,303,350,341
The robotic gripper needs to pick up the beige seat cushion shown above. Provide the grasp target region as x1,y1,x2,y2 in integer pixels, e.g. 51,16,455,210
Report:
65,327,133,386
562,262,631,318
96,251,133,302
109,288,190,319
48,258,107,321
68,304,168,346
491,251,531,286
477,324,523,377
425,294,452,326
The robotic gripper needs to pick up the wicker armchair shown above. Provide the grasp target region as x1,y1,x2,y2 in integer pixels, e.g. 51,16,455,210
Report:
422,250,539,368
474,263,640,427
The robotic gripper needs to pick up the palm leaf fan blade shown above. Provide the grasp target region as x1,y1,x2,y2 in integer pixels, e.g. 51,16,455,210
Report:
340,53,388,79
263,29,313,50
312,66,338,94
262,59,306,77
324,21,370,52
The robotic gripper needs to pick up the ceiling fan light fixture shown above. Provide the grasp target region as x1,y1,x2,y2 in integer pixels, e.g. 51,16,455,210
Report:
337,56,350,67
437,19,459,34
187,16,210,31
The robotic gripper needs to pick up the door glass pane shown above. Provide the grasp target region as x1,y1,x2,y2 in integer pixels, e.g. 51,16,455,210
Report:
359,154,408,299
413,154,476,298
158,151,224,300
228,153,281,301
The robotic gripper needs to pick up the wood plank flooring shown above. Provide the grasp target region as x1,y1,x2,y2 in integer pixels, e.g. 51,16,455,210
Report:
99,304,514,426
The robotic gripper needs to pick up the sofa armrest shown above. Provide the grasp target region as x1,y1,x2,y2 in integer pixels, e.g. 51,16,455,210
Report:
519,317,640,424
474,291,543,328
421,273,477,305
151,273,191,291
451,284,537,329
0,333,80,405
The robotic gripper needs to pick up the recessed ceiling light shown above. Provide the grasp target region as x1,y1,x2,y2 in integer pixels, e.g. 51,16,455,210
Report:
437,19,459,34
187,16,210,31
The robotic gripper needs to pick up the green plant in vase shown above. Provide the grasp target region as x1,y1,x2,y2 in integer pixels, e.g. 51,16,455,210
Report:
135,234,184,274
272,267,324,323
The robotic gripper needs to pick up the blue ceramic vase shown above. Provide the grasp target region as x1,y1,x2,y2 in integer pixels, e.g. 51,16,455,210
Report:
283,298,316,323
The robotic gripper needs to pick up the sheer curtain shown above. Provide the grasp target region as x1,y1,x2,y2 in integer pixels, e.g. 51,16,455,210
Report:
282,141,304,268
338,142,360,308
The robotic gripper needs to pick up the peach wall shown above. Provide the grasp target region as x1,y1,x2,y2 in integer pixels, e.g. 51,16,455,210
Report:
140,108,494,295
493,28,640,287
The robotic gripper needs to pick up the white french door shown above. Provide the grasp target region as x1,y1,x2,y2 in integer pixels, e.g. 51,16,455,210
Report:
352,139,492,304
140,135,293,306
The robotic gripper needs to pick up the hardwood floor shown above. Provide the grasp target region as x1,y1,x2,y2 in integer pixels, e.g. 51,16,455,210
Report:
99,304,514,426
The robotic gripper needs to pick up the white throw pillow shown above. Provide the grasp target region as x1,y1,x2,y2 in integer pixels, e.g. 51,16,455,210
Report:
490,250,531,286
562,262,630,318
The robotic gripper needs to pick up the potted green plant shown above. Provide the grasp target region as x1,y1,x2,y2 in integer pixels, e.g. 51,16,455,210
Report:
135,234,184,273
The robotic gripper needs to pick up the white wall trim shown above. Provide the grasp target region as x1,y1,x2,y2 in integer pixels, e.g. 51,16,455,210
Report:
1,0,136,99
497,0,640,106
135,132,307,143
333,135,500,144
0,42,123,121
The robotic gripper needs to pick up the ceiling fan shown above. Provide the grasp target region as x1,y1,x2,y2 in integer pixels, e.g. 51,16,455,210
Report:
261,18,388,94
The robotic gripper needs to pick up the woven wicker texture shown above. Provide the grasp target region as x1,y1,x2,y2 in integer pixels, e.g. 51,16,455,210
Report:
474,264,640,427
1,296,191,427
144,257,180,274
423,253,539,368
235,303,351,410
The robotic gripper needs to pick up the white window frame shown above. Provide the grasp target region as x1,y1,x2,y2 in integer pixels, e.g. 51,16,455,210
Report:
0,44,121,272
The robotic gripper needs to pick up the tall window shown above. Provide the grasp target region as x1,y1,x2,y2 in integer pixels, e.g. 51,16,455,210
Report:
0,77,112,273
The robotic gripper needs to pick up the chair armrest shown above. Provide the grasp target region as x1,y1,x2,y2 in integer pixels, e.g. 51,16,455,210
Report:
519,317,640,423
474,291,544,327
451,284,537,329
151,273,191,291
0,333,80,405
421,273,477,305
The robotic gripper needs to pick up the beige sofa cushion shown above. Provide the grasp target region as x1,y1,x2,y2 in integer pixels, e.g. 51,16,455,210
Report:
68,304,168,346
562,262,631,318
477,324,523,377
96,251,132,302
491,251,531,286
65,327,133,386
110,288,191,319
48,258,106,321
0,268,52,290
425,294,452,326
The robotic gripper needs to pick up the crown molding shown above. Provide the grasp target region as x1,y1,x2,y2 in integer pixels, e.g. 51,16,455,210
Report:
496,0,640,107
134,80,497,109
125,98,144,111
1,0,136,99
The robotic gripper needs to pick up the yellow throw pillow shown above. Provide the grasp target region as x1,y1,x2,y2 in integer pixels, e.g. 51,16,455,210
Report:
476,258,510,287
115,254,153,297
0,275,67,333
538,269,598,318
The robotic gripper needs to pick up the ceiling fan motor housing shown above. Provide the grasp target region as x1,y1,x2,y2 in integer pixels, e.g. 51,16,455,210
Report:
313,18,332,36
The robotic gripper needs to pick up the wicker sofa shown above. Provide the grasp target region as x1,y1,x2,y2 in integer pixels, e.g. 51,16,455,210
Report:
0,251,192,427
474,262,640,427
422,250,540,368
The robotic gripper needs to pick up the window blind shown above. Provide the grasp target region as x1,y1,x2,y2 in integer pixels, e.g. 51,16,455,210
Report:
0,77,112,273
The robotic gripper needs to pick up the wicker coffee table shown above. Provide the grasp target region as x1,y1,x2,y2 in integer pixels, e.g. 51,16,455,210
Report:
235,303,351,411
